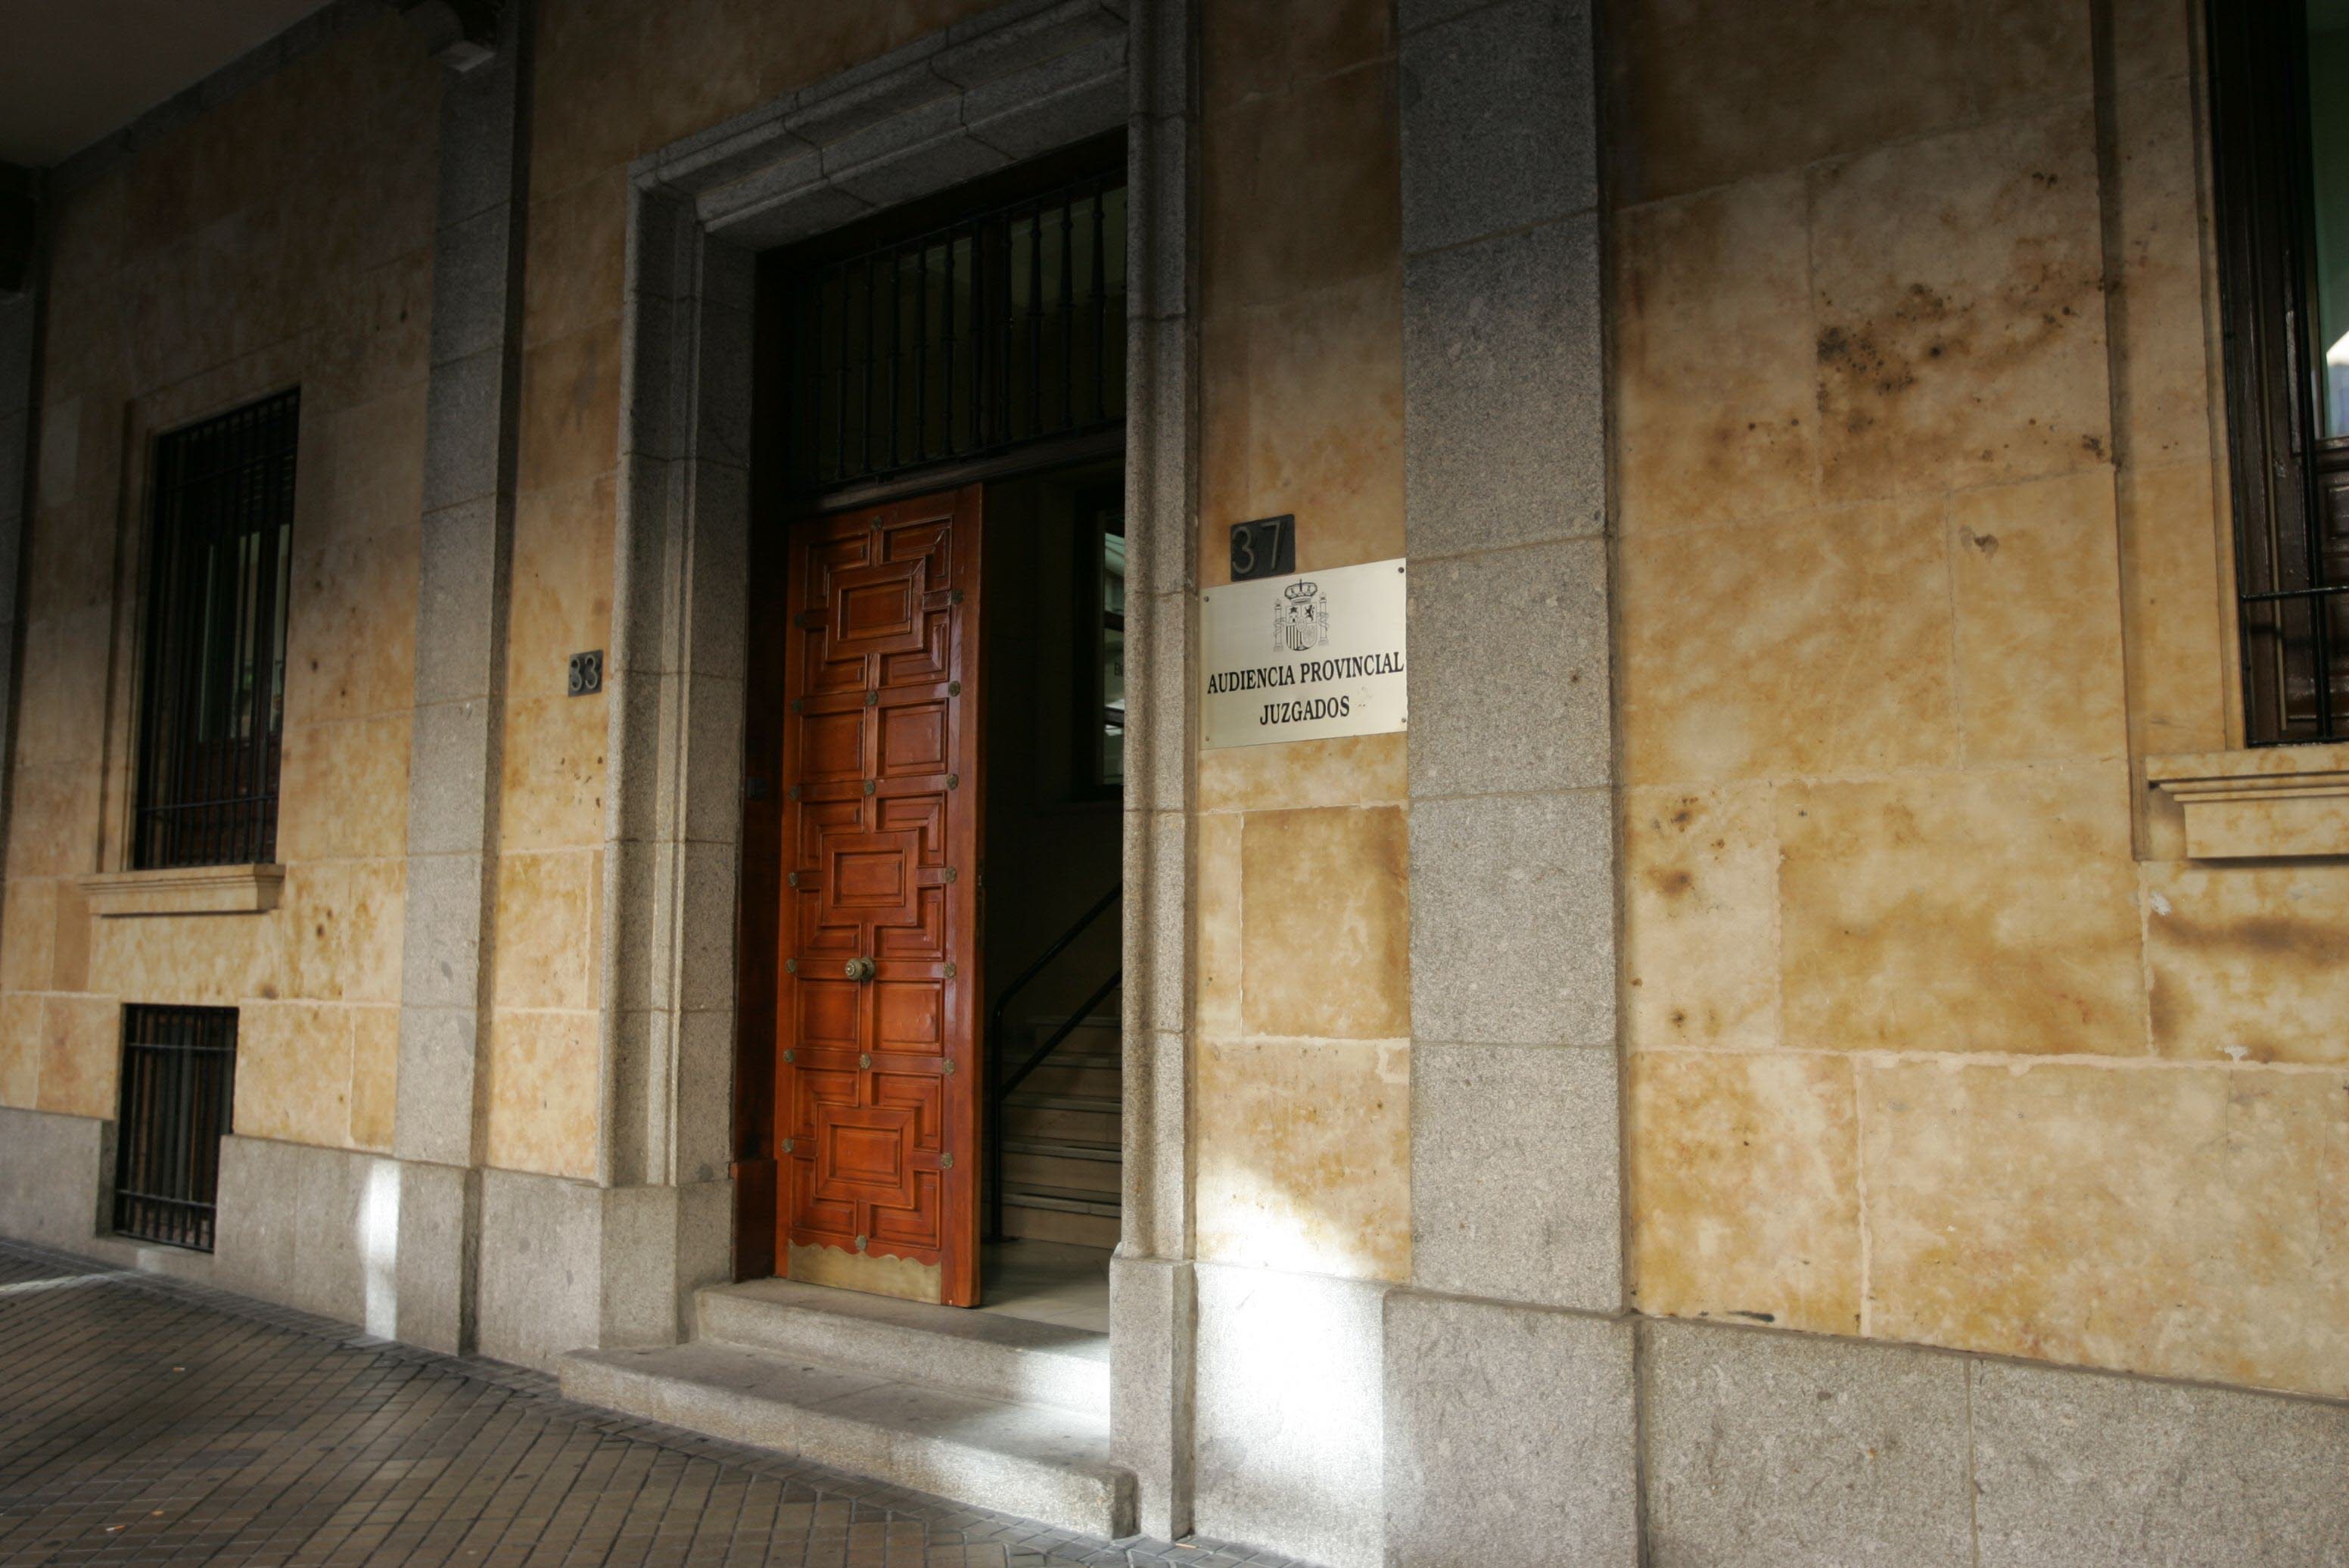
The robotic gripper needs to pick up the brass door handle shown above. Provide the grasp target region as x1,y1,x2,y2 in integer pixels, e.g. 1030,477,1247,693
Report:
844,957,876,982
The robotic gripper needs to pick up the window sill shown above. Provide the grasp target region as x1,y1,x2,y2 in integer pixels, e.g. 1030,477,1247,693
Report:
79,864,285,917
2145,744,2349,859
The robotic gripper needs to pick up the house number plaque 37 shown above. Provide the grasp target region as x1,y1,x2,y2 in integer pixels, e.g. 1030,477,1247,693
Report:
1229,515,1296,580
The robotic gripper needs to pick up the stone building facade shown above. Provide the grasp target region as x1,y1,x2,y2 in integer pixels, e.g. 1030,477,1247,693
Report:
2,0,2346,1562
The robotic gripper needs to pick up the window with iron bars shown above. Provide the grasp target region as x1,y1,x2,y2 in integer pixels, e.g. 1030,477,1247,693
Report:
773,148,1128,496
134,390,298,866
112,1005,238,1252
2208,2,2349,744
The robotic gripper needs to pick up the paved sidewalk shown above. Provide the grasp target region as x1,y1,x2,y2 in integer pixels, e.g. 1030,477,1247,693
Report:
0,1243,1295,1568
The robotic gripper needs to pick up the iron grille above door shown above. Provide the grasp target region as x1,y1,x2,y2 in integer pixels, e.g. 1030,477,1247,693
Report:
113,1005,238,1252
134,390,298,866
776,151,1127,496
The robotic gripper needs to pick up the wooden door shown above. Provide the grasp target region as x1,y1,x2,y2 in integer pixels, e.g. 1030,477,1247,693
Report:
774,485,983,1305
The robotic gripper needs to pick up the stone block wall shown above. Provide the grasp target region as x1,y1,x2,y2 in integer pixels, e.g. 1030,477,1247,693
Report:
1610,0,2349,1402
1185,2,1411,1554
4,0,2348,1558
1189,0,1413,1292
0,8,440,1163
483,0,1014,1183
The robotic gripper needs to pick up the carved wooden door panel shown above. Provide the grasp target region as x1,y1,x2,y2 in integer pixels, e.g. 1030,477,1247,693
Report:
775,486,982,1305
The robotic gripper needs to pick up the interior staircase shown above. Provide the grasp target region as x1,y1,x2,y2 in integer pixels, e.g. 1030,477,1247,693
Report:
559,1261,1130,1538
993,1014,1121,1249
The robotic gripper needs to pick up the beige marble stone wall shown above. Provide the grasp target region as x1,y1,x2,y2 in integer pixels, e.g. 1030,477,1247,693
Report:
499,0,1422,1228
6,0,1044,1191
1191,0,1412,1286
1612,0,2349,1400
0,12,438,1159
471,0,1011,1181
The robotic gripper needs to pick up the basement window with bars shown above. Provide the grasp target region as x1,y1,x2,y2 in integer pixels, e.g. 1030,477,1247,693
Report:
112,1006,238,1251
2209,2,2349,744
773,145,1127,496
133,390,298,866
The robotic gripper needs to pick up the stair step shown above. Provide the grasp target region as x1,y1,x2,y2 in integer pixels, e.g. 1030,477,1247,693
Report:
1004,1153,1119,1195
999,1105,1119,1145
1003,1184,1121,1219
1003,1092,1119,1115
694,1277,1109,1414
1000,1131,1118,1183
1022,1015,1118,1037
560,1342,1134,1539
1002,1138,1118,1162
1008,1020,1118,1062
1013,1064,1122,1100
991,1047,1118,1070
1000,1037,1118,1066
1000,1204,1122,1247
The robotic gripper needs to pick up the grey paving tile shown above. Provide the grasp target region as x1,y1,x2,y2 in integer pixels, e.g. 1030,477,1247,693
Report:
0,1240,1304,1568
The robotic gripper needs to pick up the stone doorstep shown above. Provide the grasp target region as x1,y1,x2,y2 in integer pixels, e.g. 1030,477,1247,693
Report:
558,1339,1134,1540
694,1276,1111,1414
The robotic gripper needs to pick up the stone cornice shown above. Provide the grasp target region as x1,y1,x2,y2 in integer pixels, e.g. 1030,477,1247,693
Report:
2146,742,2349,859
79,863,285,916
628,0,1128,253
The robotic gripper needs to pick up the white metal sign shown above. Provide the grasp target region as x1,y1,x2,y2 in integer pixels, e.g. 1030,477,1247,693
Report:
1200,558,1408,749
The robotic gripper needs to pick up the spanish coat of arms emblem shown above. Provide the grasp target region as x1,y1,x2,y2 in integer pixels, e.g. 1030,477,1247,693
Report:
1274,580,1330,652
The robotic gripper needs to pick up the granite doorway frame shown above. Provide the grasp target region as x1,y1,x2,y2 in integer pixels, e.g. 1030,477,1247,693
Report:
598,0,1200,1537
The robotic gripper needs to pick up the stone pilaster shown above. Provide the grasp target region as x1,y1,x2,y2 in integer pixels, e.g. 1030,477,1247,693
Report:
390,0,531,1355
1387,0,1638,1560
1109,0,1199,1542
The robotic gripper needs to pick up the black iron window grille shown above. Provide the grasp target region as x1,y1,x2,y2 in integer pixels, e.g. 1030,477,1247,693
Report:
134,389,298,866
777,163,1127,495
2209,2,2349,744
112,1005,238,1251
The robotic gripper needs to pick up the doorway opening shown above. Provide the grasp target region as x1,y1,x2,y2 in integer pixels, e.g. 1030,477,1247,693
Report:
975,459,1124,1327
734,136,1128,1314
